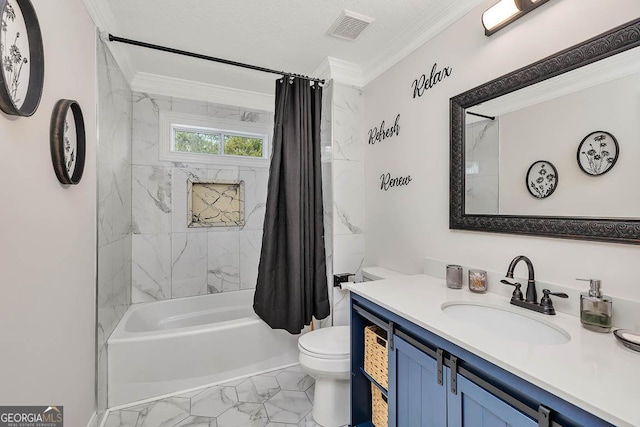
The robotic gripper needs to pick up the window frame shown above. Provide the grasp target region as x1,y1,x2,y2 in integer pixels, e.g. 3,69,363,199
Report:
159,111,271,168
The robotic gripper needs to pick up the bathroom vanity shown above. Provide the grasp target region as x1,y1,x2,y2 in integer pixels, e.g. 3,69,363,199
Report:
348,275,640,427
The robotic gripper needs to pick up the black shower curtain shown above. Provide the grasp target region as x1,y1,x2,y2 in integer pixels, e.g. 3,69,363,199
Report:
253,77,329,334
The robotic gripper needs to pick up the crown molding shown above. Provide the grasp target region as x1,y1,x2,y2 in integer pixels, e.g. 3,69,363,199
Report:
130,73,275,112
362,0,485,86
82,0,136,82
313,58,332,82
313,57,364,87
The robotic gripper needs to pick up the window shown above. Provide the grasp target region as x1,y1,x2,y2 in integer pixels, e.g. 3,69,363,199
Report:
173,127,265,158
160,112,271,167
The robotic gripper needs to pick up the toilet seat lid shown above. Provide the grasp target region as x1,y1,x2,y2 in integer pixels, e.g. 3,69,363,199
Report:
299,326,350,357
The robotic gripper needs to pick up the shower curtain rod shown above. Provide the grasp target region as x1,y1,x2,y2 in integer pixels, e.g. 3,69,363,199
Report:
465,111,496,120
107,34,326,84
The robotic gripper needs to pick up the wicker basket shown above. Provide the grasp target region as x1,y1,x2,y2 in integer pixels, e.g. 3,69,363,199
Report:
364,325,389,389
371,384,389,427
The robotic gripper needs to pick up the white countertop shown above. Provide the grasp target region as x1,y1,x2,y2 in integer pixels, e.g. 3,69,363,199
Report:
347,274,640,427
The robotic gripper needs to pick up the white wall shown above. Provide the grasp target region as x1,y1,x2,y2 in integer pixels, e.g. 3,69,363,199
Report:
0,1,96,425
364,0,640,303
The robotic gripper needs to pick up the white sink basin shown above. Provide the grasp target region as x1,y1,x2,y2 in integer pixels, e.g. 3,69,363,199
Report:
441,301,571,345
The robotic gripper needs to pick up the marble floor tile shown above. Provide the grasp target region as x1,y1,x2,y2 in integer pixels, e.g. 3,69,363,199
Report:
174,416,218,427
264,390,312,424
133,397,191,427
275,367,314,392
191,386,239,417
103,410,140,427
220,378,249,387
296,412,346,427
104,366,334,427
304,384,314,404
236,374,281,403
216,403,268,427
175,389,208,399
296,413,321,427
259,369,282,377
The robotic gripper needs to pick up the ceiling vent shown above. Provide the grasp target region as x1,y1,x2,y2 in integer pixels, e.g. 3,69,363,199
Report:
328,10,375,41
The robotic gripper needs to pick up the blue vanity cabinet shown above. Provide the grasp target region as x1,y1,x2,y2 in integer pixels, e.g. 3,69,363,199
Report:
447,374,536,427
391,336,447,426
390,335,535,427
351,293,615,427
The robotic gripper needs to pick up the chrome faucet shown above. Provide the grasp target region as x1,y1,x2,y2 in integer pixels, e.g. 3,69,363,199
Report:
501,255,568,315
505,255,537,303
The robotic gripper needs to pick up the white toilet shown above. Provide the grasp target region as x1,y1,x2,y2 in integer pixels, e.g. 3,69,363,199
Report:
298,266,405,427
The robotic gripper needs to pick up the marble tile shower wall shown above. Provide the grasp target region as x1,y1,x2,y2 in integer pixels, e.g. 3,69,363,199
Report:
319,82,334,328
330,83,365,327
131,92,273,303
97,40,133,413
465,120,499,215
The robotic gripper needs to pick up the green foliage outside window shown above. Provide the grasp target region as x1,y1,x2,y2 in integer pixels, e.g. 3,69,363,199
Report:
174,130,263,158
224,135,263,157
175,130,219,154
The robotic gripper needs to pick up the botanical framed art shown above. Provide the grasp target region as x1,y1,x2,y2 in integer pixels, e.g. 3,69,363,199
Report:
577,131,619,176
526,160,557,199
0,0,44,116
50,99,85,185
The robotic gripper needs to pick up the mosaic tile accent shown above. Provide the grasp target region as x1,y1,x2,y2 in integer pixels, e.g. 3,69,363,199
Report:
188,180,245,228
102,366,350,427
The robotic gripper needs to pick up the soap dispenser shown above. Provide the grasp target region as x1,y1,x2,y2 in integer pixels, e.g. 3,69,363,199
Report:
577,278,612,333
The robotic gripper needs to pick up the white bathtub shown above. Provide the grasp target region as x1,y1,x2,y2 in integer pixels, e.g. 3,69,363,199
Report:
107,290,300,407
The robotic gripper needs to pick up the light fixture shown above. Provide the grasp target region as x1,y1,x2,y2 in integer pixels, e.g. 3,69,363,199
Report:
482,0,551,36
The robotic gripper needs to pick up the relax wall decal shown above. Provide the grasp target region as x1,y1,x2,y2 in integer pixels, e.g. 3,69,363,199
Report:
380,173,412,191
368,114,400,145
411,63,452,99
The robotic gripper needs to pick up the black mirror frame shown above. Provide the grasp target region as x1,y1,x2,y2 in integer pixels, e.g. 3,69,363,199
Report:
450,18,640,244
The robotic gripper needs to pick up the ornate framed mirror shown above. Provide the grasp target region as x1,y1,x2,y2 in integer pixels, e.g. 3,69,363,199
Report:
450,18,640,244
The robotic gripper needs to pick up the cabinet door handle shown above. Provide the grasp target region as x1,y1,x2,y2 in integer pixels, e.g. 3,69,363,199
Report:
538,405,551,427
436,348,444,386
450,356,458,395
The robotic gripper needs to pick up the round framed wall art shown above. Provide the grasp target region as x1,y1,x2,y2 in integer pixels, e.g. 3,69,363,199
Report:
50,99,85,185
0,0,44,117
577,131,619,176
526,160,557,199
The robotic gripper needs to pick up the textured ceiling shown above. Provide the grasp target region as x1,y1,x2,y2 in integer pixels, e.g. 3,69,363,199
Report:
92,0,484,94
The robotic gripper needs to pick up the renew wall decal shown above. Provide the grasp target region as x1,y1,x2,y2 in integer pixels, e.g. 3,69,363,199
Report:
380,173,412,191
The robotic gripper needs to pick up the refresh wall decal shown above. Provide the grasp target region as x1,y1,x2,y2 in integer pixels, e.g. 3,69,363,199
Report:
411,63,452,99
368,114,400,145
380,173,412,191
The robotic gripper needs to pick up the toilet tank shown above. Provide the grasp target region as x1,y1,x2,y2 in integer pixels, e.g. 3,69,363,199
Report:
361,266,405,281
